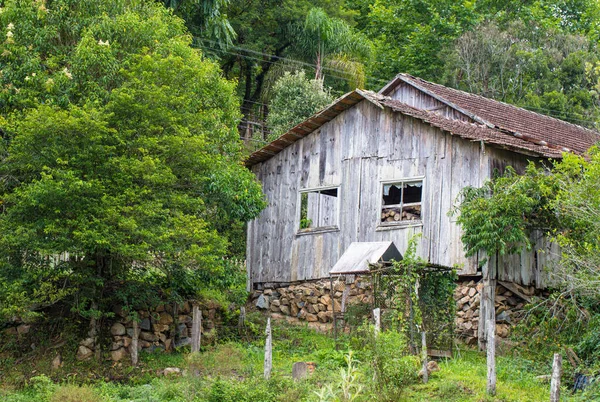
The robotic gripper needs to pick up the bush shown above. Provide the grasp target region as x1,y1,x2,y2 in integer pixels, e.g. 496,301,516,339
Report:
50,385,100,402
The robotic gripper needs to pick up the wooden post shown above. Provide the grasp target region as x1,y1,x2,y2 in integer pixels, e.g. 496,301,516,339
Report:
550,353,562,402
264,317,272,380
421,331,429,384
486,318,496,396
373,308,381,335
479,254,497,351
131,319,139,366
238,306,246,334
191,304,201,353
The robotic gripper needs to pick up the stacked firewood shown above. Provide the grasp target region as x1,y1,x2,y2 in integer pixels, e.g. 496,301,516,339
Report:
381,207,421,222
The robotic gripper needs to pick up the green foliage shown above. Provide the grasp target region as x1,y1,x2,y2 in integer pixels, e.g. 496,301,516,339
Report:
374,235,456,351
0,0,265,321
452,163,561,261
266,71,334,140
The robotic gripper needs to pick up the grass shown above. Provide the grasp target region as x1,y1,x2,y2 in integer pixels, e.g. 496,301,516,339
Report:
0,319,593,401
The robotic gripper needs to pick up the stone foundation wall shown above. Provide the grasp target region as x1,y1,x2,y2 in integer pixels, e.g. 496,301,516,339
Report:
454,280,539,345
252,277,538,341
251,276,373,330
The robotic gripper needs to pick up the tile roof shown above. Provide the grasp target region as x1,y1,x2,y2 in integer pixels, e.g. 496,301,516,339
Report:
246,74,600,166
382,74,600,154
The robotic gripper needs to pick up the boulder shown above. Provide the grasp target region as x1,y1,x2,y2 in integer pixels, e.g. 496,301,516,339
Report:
111,347,128,361
51,354,62,370
17,324,31,335
140,318,151,331
163,367,182,376
256,294,269,310
139,331,158,342
80,337,95,348
159,312,173,325
111,323,127,336
76,345,94,361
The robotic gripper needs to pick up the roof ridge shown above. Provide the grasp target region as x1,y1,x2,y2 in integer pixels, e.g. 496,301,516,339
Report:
399,73,600,137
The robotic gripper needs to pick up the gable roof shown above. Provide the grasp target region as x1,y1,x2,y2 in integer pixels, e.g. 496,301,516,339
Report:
380,74,600,155
246,76,600,167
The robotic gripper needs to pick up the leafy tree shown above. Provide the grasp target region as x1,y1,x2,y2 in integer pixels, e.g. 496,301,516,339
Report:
266,71,334,141
443,20,600,127
0,0,265,323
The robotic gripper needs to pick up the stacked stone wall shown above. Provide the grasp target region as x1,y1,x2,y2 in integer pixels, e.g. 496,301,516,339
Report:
253,276,539,340
251,276,373,331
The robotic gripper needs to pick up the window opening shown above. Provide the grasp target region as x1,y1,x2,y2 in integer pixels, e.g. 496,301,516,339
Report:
381,181,422,224
299,187,339,231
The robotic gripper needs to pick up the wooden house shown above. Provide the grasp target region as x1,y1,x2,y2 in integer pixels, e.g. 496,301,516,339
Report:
245,74,599,292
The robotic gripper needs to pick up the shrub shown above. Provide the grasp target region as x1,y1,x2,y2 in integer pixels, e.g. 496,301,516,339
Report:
50,385,100,402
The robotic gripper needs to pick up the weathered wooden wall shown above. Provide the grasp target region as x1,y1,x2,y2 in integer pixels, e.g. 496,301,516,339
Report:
247,86,555,289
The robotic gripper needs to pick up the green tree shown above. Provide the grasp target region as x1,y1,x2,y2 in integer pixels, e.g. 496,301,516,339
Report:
266,71,335,141
0,0,265,323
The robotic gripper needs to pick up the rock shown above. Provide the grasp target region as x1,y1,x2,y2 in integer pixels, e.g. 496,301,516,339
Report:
271,299,281,307
111,347,128,361
305,313,318,322
51,354,62,370
111,323,127,336
139,331,158,342
270,304,281,313
468,287,477,297
122,337,132,348
306,304,316,314
164,338,173,352
296,301,305,308
17,324,31,335
111,341,123,351
3,327,18,336
80,337,95,348
127,327,141,338
496,311,511,324
156,304,165,312
153,324,170,333
76,345,94,361
256,294,269,310
279,305,290,315
280,298,290,305
163,367,182,376
292,362,308,380
458,295,470,305
175,337,191,348
419,360,440,377
306,296,318,304
181,301,191,314
139,340,152,349
319,295,331,306
177,323,188,338
140,318,151,331
147,344,165,354
317,311,329,323
159,312,173,325
291,303,299,317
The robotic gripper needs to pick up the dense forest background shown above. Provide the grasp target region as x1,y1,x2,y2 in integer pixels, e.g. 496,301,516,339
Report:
172,0,600,143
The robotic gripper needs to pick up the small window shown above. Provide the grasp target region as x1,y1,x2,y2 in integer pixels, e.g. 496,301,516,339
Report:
299,187,339,232
380,180,422,225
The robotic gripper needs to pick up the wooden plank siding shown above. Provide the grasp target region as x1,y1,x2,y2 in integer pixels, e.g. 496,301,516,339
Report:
247,86,553,289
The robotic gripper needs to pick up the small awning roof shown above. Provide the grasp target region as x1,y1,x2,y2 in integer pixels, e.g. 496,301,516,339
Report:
329,242,402,275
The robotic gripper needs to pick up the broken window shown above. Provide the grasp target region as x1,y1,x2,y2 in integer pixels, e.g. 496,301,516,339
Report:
299,187,339,231
380,180,422,224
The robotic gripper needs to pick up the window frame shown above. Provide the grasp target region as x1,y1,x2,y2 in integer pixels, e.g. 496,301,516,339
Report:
377,177,424,230
296,185,341,235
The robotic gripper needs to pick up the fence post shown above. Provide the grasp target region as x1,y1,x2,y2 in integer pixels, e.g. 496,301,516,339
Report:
487,318,496,396
264,318,272,380
421,331,428,384
131,319,139,366
191,304,201,353
550,353,562,402
373,308,381,335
